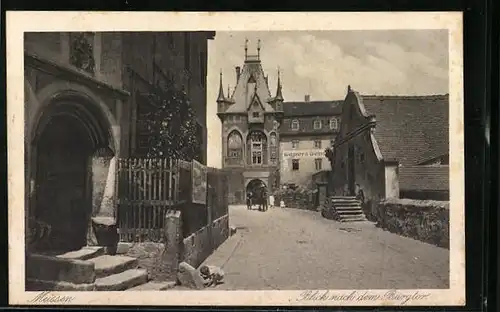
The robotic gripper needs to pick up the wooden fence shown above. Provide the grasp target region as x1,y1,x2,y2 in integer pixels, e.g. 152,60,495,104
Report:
116,158,182,242
116,157,229,243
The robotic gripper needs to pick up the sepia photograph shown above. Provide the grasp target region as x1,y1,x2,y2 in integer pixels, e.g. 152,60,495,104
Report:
8,12,464,306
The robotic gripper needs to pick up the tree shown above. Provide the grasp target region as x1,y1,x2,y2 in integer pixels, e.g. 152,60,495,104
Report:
142,81,201,161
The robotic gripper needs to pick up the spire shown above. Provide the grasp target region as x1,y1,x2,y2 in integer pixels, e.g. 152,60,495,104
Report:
275,67,283,101
257,39,261,59
217,70,225,102
244,38,248,60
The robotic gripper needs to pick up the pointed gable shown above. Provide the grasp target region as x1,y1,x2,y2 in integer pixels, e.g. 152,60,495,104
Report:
226,61,274,113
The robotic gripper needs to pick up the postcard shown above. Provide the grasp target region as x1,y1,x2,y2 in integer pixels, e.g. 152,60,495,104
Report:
7,11,464,306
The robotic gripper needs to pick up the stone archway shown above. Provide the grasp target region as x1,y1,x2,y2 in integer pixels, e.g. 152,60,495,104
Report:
246,179,267,197
30,92,117,252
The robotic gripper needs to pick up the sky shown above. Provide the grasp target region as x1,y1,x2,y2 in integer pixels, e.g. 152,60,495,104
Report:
206,30,449,168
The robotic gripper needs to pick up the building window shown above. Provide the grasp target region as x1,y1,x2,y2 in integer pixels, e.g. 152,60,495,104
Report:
248,131,266,165
314,140,322,149
292,159,300,171
314,120,322,130
315,158,322,171
227,130,243,160
330,118,338,130
292,140,299,149
291,119,300,130
252,112,260,118
252,151,262,164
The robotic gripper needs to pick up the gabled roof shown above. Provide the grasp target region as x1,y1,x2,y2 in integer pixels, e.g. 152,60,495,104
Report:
283,100,344,117
360,94,449,166
226,61,274,113
399,165,449,191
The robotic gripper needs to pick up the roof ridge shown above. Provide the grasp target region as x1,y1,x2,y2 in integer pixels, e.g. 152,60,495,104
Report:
284,100,344,104
361,94,449,100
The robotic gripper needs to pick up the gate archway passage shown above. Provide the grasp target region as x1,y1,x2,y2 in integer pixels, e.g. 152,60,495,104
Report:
31,97,115,253
246,179,267,210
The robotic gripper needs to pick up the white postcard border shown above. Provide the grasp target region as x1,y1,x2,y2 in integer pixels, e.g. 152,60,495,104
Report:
7,11,465,306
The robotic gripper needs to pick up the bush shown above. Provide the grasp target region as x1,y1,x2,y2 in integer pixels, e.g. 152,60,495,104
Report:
273,186,317,210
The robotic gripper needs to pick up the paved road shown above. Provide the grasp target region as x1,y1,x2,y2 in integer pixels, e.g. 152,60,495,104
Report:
202,205,449,290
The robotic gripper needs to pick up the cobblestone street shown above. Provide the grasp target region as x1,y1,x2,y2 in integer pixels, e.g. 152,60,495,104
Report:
202,205,449,290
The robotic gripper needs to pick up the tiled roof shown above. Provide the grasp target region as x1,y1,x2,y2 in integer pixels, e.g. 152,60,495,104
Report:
399,165,449,191
283,101,344,117
226,61,275,113
361,94,449,166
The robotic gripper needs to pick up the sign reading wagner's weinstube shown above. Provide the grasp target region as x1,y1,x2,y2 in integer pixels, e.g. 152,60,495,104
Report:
191,159,207,205
282,149,326,159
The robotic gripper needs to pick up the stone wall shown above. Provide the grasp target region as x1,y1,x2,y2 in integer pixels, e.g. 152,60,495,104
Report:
374,198,450,249
123,210,182,281
181,214,229,268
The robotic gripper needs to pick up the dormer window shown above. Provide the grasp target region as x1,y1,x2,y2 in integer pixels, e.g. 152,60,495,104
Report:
330,118,338,130
313,120,322,130
291,119,300,130
252,112,260,118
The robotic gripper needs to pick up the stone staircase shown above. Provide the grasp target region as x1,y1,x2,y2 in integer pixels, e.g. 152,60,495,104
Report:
26,246,175,291
322,196,367,222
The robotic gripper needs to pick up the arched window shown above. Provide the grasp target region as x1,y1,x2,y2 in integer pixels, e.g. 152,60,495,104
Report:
329,118,338,130
247,131,267,165
227,130,243,159
291,119,300,130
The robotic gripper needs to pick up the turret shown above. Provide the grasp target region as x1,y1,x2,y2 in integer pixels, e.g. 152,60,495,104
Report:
275,68,284,102
217,71,225,103
269,68,284,113
217,71,233,117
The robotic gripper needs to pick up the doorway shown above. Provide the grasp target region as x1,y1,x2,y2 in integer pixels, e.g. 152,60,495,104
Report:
347,144,356,196
34,115,94,252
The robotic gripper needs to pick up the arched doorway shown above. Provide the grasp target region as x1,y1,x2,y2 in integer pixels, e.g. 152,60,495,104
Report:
31,97,115,253
246,179,267,198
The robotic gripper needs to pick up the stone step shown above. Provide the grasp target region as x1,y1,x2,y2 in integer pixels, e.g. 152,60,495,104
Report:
26,278,95,291
127,281,176,291
88,255,139,278
340,216,368,222
335,205,362,210
336,210,364,215
95,269,149,291
331,200,361,205
330,196,356,200
56,246,106,261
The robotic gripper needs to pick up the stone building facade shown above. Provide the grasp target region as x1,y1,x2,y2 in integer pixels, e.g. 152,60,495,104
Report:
280,98,342,188
24,31,214,252
217,43,284,204
217,42,344,204
330,86,449,210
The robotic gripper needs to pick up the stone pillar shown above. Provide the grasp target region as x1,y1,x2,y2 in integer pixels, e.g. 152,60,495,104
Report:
87,147,118,249
156,210,182,281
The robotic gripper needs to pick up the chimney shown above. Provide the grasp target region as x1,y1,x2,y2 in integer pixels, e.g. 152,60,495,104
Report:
235,66,241,82
305,94,310,102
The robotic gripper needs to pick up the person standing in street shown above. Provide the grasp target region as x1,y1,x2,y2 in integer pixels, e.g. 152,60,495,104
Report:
269,193,275,208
